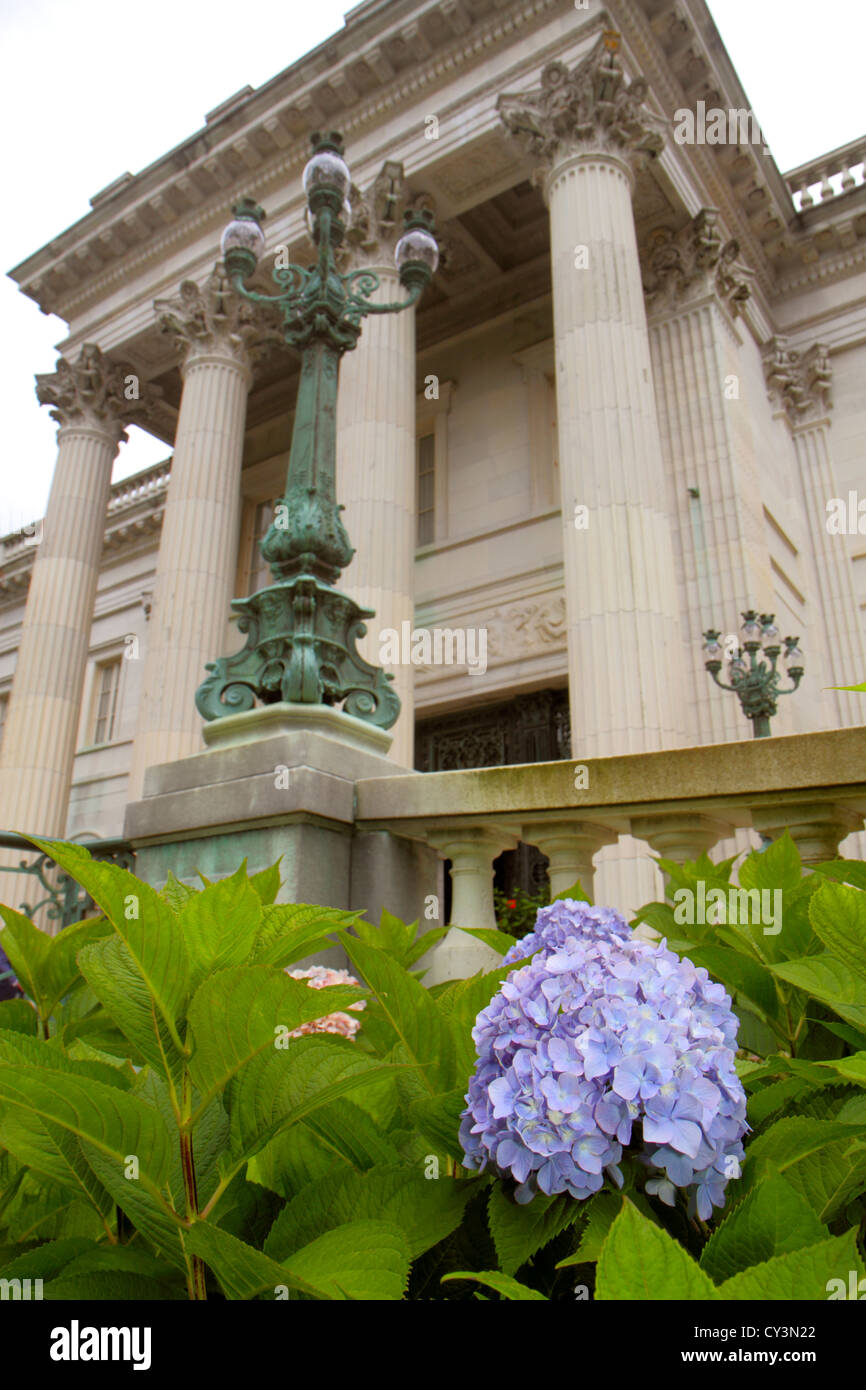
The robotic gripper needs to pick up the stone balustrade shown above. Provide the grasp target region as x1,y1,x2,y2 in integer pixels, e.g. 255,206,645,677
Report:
105,458,172,513
786,139,866,211
355,726,866,980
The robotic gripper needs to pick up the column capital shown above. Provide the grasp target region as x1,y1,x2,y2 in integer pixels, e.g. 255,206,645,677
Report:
763,336,833,425
34,343,144,445
497,34,665,182
154,262,282,374
641,208,753,317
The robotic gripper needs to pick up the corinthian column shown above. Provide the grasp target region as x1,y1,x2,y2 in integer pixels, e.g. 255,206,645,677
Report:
127,266,271,800
335,163,419,768
0,348,132,900
763,338,866,728
499,38,686,759
642,210,772,744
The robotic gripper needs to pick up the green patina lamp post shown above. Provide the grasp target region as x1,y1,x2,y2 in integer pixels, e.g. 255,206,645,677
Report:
701,611,804,738
195,131,439,729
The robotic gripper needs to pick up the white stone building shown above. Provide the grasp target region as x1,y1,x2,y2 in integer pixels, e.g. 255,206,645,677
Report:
1,0,865,913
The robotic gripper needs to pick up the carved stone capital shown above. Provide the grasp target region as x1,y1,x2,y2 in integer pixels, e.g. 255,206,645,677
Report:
641,209,753,315
154,262,283,372
340,164,434,272
497,35,665,178
763,337,833,422
34,344,148,444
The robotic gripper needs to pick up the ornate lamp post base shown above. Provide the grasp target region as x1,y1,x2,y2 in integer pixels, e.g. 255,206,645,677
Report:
195,573,399,728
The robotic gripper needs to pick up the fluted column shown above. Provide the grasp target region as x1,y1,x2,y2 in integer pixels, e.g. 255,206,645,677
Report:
643,211,773,744
500,39,686,759
336,165,420,769
763,339,866,728
0,348,134,902
127,267,266,799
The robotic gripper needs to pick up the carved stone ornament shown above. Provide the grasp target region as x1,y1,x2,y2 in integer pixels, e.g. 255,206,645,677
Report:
763,337,833,421
154,262,283,368
34,343,152,442
641,208,753,314
497,35,666,175
340,163,436,271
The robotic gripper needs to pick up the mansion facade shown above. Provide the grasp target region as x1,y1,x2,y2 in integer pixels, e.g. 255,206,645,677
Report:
1,0,865,912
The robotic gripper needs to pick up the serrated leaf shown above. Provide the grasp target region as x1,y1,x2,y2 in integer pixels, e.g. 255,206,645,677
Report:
247,861,282,905
435,965,512,1078
409,1088,467,1158
178,867,263,990
739,832,803,894
556,1190,622,1266
487,1185,581,1276
25,838,189,1045
718,1233,864,1300
457,928,521,957
249,902,357,969
771,955,866,1029
595,1199,718,1300
0,999,38,1034
811,861,866,892
265,1164,475,1263
0,1237,96,1283
0,904,52,1008
341,934,456,1094
186,966,366,1110
78,937,186,1089
44,1271,185,1300
700,1177,827,1282
441,1270,547,1299
742,1116,866,1222
160,871,196,909
810,880,866,984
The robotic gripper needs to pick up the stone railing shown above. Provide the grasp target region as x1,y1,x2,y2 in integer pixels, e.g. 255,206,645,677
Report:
355,726,866,981
106,458,171,514
786,138,866,211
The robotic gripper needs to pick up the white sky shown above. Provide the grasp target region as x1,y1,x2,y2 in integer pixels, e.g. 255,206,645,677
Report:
0,0,863,531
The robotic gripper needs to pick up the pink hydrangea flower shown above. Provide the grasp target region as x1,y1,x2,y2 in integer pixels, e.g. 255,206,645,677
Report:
285,964,366,1039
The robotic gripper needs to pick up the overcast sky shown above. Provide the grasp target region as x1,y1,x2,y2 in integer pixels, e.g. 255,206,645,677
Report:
1,0,863,532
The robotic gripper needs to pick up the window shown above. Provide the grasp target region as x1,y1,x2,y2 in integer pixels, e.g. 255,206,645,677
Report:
417,433,435,546
92,660,122,744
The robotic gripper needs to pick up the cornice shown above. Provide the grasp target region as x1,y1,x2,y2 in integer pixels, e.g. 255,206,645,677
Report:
10,0,560,324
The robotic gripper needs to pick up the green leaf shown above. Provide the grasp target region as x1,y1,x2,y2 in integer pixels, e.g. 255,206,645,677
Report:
25,838,189,1046
0,1065,177,1239
159,871,196,909
770,955,866,1029
185,1222,305,1299
43,916,114,1013
265,1164,475,1263
487,1185,581,1276
556,1190,622,1266
435,965,512,1079
408,1088,467,1158
809,880,866,984
595,1199,718,1300
341,934,456,1094
44,1271,185,1300
739,831,803,895
0,1000,38,1035
248,861,282,905
718,1233,864,1300
811,860,866,892
700,1177,827,1282
0,905,52,1008
0,1237,96,1282
178,867,263,991
78,937,186,1089
553,879,592,903
742,1116,866,1222
441,1270,547,1299
250,903,358,969
186,965,366,1110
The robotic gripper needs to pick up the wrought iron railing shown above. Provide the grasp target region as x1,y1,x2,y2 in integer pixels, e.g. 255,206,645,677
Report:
0,832,135,931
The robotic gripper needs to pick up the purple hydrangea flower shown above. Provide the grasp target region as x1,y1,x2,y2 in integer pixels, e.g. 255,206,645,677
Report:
460,899,748,1216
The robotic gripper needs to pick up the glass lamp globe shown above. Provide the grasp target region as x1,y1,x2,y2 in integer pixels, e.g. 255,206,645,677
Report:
395,226,439,275
760,619,780,647
220,215,265,266
740,614,762,644
303,149,351,201
702,636,722,662
785,643,804,672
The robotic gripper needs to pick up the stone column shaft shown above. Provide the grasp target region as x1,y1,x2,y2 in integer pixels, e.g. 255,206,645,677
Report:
337,263,416,768
127,269,261,800
0,423,118,837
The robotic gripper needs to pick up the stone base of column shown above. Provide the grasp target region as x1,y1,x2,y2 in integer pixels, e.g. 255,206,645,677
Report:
750,801,865,866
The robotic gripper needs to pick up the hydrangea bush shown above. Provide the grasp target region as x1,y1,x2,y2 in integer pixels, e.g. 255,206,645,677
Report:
460,900,748,1218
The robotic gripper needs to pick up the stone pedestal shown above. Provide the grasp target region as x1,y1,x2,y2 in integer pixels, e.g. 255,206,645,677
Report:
123,703,438,968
